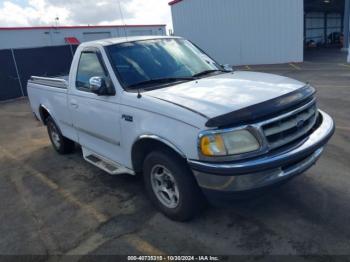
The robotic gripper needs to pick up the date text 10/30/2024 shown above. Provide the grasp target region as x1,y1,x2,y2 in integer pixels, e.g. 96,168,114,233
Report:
127,256,220,261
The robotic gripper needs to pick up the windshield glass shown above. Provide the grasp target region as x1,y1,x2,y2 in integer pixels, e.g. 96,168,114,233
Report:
106,38,222,89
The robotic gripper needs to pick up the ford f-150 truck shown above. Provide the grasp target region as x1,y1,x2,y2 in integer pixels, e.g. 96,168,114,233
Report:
28,36,335,221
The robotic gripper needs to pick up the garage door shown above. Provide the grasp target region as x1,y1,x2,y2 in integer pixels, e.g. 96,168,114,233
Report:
305,12,343,46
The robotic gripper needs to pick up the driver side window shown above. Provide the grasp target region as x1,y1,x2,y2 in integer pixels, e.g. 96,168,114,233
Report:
76,52,108,91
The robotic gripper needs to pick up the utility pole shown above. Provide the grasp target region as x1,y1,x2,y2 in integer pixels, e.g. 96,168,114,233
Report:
117,0,128,39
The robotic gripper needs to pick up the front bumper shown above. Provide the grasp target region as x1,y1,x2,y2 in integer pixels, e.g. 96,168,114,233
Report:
188,110,335,196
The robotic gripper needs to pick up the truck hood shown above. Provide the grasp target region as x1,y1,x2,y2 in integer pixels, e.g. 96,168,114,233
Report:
145,71,308,125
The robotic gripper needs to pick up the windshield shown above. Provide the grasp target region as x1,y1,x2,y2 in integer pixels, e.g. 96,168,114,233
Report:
106,38,223,89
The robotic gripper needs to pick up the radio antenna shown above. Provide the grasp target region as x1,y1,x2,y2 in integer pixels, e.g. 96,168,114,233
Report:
117,0,128,40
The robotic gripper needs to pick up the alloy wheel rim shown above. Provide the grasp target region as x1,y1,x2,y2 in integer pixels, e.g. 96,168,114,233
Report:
150,164,180,209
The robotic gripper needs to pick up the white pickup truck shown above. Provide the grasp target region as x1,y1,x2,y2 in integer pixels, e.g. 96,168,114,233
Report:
28,36,335,221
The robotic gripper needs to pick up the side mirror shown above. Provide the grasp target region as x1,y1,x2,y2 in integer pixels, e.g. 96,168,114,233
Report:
89,76,115,96
221,64,233,72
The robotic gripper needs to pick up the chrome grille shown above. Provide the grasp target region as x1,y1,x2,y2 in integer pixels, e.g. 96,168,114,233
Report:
261,100,318,149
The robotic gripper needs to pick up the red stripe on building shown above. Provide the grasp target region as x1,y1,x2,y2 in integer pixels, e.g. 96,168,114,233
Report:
65,37,80,45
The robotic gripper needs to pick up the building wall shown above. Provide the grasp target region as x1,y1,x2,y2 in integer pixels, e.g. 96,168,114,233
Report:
171,0,304,65
0,25,166,50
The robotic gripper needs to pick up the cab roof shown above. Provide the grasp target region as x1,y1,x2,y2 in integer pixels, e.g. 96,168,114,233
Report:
79,35,182,47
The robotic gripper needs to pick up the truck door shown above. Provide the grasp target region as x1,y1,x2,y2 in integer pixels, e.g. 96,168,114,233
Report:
68,47,123,164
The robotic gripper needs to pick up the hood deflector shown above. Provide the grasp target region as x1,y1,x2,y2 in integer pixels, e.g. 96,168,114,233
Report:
205,85,316,128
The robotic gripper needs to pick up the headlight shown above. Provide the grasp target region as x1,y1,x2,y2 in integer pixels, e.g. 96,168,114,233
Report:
199,129,260,157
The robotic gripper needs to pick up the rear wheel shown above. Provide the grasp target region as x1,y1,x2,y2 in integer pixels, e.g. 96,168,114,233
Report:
46,116,75,154
143,149,206,221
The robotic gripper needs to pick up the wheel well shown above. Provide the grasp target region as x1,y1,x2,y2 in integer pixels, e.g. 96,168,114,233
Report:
39,106,50,125
131,138,186,173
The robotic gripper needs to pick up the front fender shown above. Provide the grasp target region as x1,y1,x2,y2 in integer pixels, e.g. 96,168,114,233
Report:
134,134,187,158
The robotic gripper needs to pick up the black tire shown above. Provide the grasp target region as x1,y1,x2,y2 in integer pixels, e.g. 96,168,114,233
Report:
143,149,206,221
46,116,75,154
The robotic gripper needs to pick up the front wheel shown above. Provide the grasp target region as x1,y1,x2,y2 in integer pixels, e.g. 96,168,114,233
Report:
143,149,206,221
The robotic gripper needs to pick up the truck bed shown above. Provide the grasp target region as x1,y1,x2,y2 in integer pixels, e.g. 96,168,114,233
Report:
27,75,71,136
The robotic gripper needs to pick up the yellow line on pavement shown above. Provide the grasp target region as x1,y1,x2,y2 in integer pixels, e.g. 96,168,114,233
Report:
336,126,350,131
0,147,109,224
1,148,167,257
125,234,166,255
289,63,301,70
339,63,350,69
65,232,166,257
65,233,108,256
9,171,60,254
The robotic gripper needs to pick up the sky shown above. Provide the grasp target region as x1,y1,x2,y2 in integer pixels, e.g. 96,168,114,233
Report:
0,0,173,30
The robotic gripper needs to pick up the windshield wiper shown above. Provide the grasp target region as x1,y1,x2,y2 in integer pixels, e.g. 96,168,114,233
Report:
192,69,224,78
126,77,195,89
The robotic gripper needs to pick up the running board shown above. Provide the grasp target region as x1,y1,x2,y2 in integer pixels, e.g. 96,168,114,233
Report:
82,148,135,175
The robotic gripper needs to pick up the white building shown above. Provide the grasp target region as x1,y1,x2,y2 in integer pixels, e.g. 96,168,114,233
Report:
170,0,350,65
0,24,166,50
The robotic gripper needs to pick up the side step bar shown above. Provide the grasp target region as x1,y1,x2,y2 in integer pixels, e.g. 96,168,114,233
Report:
82,148,135,175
